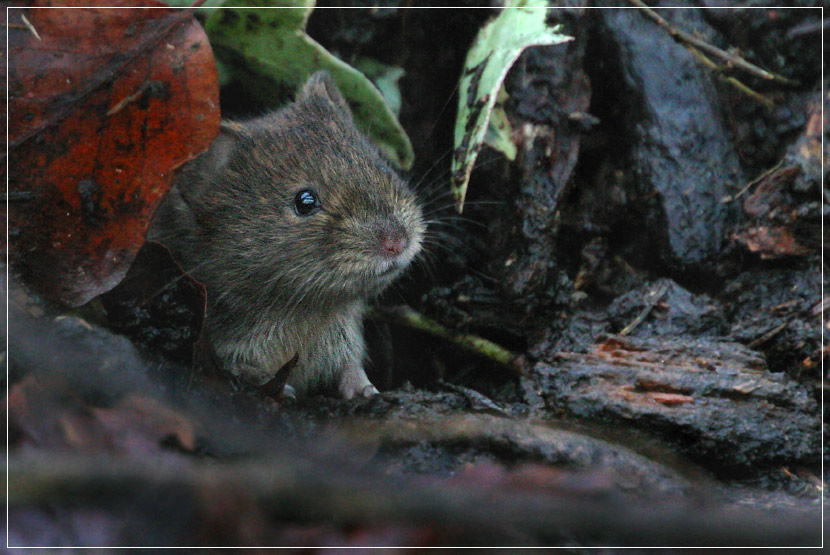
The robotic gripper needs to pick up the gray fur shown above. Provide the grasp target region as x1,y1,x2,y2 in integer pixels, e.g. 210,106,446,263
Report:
149,72,424,398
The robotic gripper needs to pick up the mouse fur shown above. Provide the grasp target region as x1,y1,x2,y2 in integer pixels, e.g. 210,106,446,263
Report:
149,72,424,399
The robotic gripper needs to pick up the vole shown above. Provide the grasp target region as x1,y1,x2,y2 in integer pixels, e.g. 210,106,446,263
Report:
149,72,425,399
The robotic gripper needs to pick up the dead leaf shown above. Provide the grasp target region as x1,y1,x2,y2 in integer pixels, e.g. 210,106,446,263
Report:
3,1,220,307
732,226,809,259
8,373,196,454
7,374,79,448
92,395,197,453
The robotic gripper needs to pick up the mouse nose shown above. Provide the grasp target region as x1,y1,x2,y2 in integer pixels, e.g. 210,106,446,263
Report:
376,222,409,258
379,234,407,257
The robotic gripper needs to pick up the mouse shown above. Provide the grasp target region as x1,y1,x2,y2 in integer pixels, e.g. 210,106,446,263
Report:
149,71,425,399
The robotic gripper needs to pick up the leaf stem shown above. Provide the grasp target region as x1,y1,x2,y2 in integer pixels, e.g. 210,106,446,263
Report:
371,305,523,375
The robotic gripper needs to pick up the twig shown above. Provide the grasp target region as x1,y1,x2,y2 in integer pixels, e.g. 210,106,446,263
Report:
786,18,829,39
371,305,522,374
680,45,774,109
19,13,41,41
619,282,669,336
106,81,154,116
748,322,789,349
628,0,799,87
722,160,784,203
258,353,298,398
720,75,775,110
3,191,37,202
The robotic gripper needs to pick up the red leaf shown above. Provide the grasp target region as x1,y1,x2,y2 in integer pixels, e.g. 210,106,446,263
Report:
4,1,220,307
7,374,197,454
732,225,809,259
91,395,197,453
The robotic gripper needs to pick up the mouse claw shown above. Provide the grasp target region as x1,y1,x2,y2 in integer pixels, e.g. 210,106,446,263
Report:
360,384,379,398
281,384,297,400
339,380,378,400
338,365,379,400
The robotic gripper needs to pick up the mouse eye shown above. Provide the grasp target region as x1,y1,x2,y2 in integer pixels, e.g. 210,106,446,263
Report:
293,188,321,216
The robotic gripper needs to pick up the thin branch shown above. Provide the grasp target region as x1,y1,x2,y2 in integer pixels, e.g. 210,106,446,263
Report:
19,13,41,41
722,160,784,203
748,322,789,348
619,282,669,336
628,0,800,87
371,305,523,374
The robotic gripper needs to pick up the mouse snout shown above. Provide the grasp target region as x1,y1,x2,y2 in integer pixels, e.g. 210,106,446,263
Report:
375,221,409,259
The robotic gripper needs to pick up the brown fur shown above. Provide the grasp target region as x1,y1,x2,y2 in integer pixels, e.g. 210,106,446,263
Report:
149,72,424,398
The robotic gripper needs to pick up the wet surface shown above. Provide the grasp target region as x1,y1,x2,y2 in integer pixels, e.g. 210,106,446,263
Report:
5,3,825,548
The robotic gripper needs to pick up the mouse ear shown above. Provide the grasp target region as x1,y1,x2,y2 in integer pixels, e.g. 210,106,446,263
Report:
298,71,354,121
200,120,246,175
160,119,252,233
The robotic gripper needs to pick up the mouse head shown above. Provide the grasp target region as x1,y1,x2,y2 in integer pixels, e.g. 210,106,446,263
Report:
179,71,425,312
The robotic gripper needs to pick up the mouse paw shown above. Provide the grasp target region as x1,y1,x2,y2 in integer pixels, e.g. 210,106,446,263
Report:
339,383,378,400
359,384,379,398
338,367,377,400
281,384,297,400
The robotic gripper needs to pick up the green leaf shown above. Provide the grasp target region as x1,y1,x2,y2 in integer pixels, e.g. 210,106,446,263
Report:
205,1,414,170
451,0,572,212
484,86,517,162
161,0,225,7
353,57,405,117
